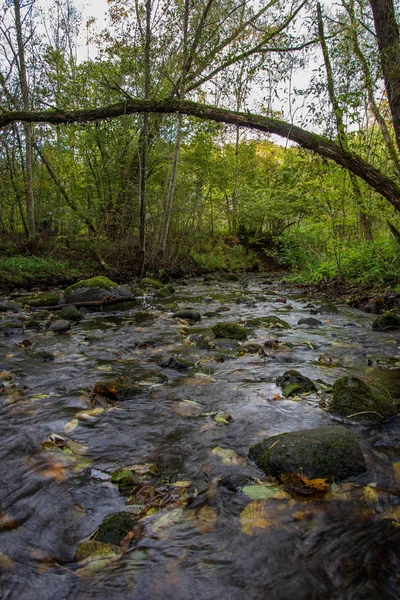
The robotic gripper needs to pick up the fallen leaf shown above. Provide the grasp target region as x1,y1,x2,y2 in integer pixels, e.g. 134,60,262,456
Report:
212,446,246,466
0,553,15,569
240,500,271,535
75,407,104,420
120,531,135,552
64,419,79,433
393,462,400,483
40,462,67,482
194,505,218,534
363,485,379,503
242,485,290,500
281,473,329,495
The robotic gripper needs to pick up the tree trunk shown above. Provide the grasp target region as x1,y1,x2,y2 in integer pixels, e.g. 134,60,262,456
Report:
14,0,35,238
3,98,400,213
369,0,400,153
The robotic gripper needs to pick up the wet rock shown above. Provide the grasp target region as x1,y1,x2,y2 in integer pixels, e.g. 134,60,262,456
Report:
154,285,174,299
328,376,396,423
298,317,323,327
276,370,317,397
61,276,133,306
58,306,83,321
317,302,339,314
0,303,21,313
212,322,247,340
203,275,216,282
23,319,43,330
49,319,71,332
158,355,195,370
94,376,141,400
246,316,290,329
139,277,164,289
372,312,400,331
0,319,23,335
242,342,263,354
95,512,138,546
25,292,60,307
214,339,241,351
219,273,239,282
249,426,367,482
103,300,138,311
131,311,155,325
196,336,215,350
172,309,201,321
30,350,54,362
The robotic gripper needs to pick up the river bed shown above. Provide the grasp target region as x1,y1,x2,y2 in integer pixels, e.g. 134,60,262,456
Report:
0,274,399,599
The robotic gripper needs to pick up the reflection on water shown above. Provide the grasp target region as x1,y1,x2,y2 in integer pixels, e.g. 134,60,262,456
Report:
0,275,399,599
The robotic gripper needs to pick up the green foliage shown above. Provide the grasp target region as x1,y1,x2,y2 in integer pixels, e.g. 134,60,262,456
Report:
0,256,77,285
191,239,259,272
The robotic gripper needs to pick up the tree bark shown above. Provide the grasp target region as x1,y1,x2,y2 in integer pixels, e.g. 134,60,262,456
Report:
369,0,400,153
2,98,400,213
14,0,36,238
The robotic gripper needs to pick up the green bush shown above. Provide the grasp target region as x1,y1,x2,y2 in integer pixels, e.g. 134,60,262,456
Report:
0,255,78,285
191,239,259,272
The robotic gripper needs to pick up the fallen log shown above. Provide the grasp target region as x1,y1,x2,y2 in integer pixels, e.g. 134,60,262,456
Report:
28,296,137,311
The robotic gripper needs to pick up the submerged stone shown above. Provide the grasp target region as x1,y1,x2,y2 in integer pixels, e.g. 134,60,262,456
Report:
58,306,83,321
317,302,339,314
249,426,367,482
246,316,290,329
139,277,163,289
276,370,317,395
158,355,195,370
172,309,202,322
298,317,323,327
372,312,400,331
93,376,141,400
212,322,247,340
329,376,396,423
30,350,54,362
95,512,137,546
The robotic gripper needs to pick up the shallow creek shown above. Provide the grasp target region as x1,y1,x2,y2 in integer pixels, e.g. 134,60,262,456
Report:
0,275,400,599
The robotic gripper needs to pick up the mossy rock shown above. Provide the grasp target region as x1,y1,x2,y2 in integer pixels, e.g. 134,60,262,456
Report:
203,275,216,281
212,322,247,340
103,300,138,312
298,317,323,327
95,512,137,546
276,370,317,396
246,316,290,329
94,376,141,400
30,350,54,362
329,376,396,422
154,285,174,299
58,306,83,321
23,319,43,330
219,273,239,282
111,469,135,488
249,426,367,482
372,312,400,331
317,302,339,314
25,292,60,307
158,355,195,370
139,277,163,289
61,277,132,306
172,309,201,322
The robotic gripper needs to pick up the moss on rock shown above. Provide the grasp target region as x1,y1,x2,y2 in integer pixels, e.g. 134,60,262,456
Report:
94,376,141,400
212,322,247,340
372,312,400,331
25,292,60,307
96,512,137,546
219,273,239,282
139,277,163,289
329,376,396,422
246,316,290,329
249,426,367,482
58,306,83,321
276,370,317,395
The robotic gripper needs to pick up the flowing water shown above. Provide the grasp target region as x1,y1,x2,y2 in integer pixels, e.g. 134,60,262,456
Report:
0,275,400,599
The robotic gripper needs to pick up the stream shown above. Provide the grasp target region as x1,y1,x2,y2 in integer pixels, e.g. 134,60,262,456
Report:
0,274,400,599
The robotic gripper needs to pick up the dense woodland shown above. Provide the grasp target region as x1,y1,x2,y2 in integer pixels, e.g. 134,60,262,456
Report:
1,0,400,289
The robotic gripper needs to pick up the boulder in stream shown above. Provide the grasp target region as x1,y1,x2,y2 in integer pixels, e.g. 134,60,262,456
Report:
212,322,247,340
48,319,71,332
60,276,135,309
58,306,83,321
276,369,317,397
328,376,396,423
25,292,60,307
249,426,367,482
371,311,400,331
298,317,323,327
246,316,290,329
219,273,239,282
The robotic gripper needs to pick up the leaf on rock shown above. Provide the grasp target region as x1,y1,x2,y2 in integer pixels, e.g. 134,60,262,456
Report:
240,500,271,535
281,473,329,495
242,485,290,500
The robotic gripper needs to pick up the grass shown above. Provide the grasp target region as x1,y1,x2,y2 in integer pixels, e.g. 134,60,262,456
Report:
0,255,80,286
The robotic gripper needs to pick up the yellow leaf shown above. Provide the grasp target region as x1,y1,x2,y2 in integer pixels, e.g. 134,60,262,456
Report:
281,473,329,494
194,505,218,534
41,462,67,482
363,485,379,503
6,354,14,358
64,419,79,433
240,500,271,536
393,462,400,483
75,407,104,420
212,446,246,466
